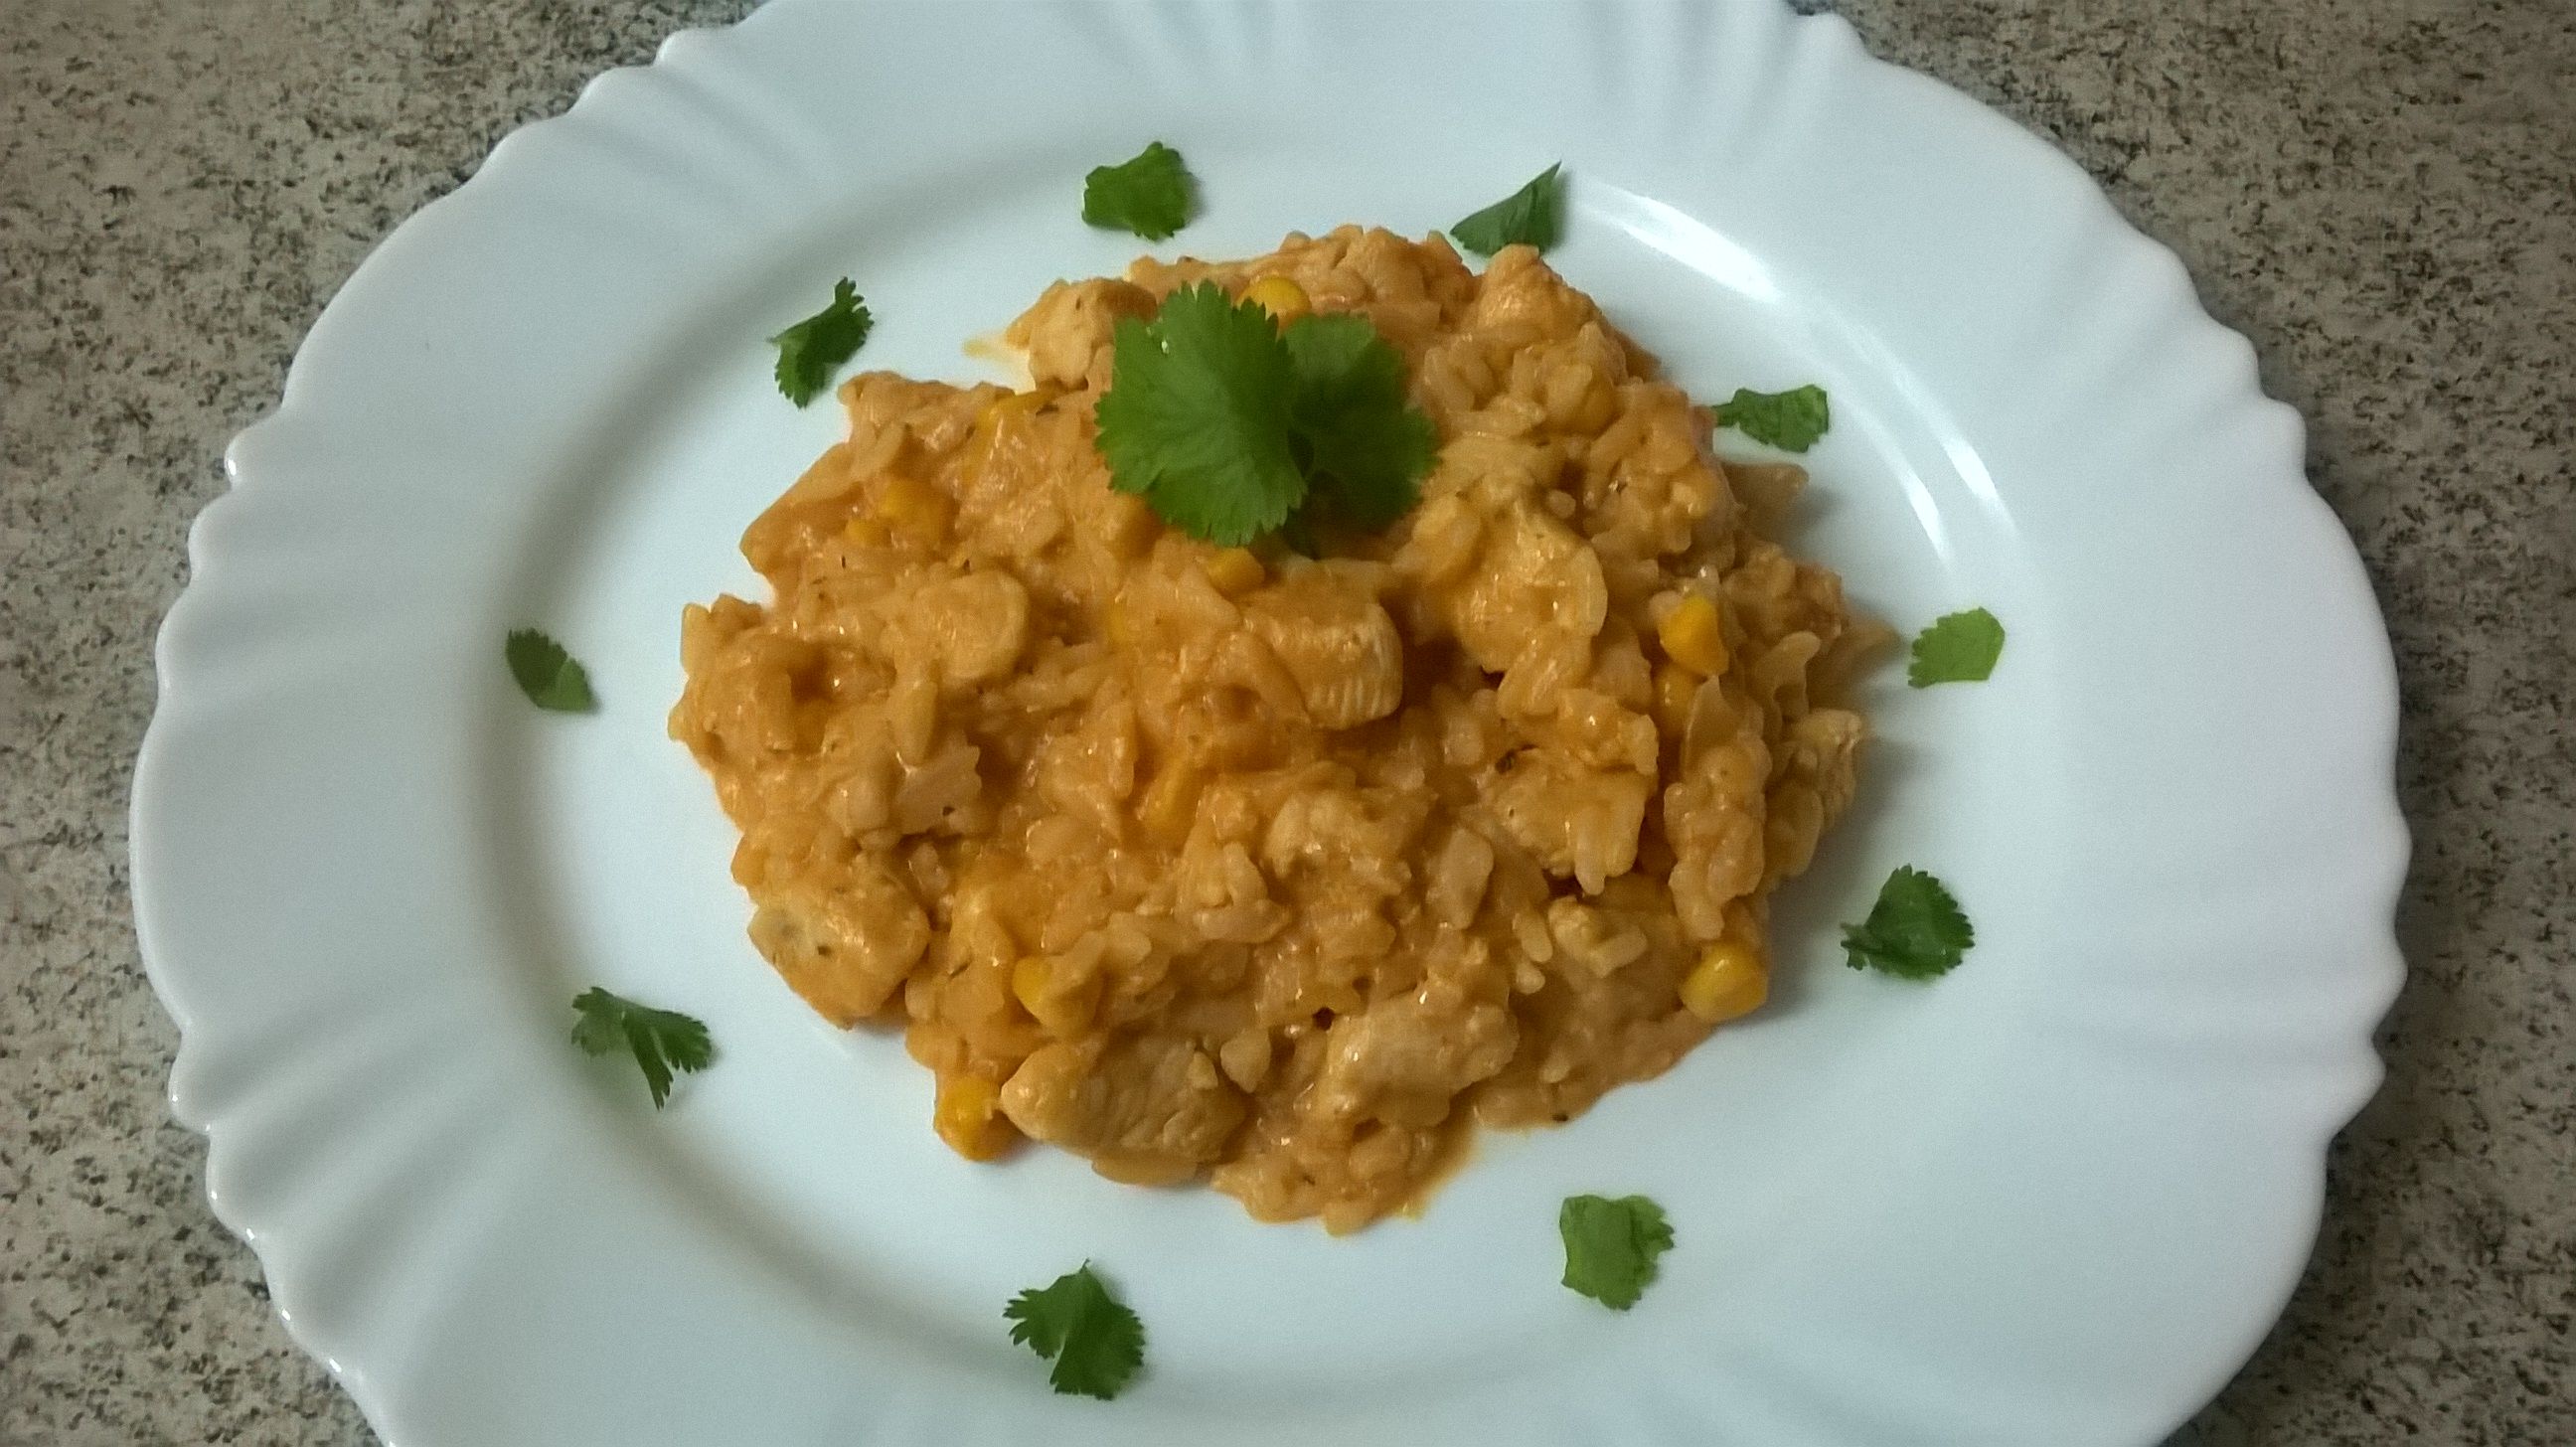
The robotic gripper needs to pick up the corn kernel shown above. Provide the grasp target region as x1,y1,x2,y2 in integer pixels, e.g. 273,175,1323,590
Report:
873,474,952,546
1203,548,1265,596
1010,956,1049,1017
1137,761,1201,843
1657,593,1729,677
1243,274,1311,322
1012,956,1100,1037
932,1073,1017,1161
842,515,888,549
1104,595,1144,649
1680,941,1768,1024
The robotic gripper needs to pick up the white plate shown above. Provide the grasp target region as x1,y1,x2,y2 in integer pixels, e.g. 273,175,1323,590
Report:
132,2,2406,1444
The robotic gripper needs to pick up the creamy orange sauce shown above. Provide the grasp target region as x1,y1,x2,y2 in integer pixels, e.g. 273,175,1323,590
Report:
671,229,1871,1230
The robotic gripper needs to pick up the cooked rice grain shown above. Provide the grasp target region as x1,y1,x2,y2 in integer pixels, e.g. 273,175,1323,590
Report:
672,229,1869,1228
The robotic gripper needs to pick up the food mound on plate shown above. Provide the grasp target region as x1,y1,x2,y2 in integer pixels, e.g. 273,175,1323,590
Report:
669,228,1873,1230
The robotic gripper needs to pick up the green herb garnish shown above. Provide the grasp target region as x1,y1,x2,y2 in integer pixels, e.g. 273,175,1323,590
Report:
1558,1194,1675,1310
1907,607,2006,687
1708,384,1831,452
1280,311,1438,530
1451,163,1568,255
506,628,595,713
1092,282,1435,547
1005,1263,1147,1400
569,987,715,1108
1081,141,1197,242
1842,867,1974,980
770,278,873,406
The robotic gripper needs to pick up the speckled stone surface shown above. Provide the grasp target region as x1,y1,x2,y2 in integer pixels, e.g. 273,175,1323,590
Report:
1,1,2567,1443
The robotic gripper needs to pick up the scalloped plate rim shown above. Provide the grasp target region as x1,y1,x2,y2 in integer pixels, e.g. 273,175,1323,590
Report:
132,3,2407,1445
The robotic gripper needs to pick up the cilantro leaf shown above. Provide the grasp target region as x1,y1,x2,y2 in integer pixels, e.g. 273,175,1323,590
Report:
1282,311,1439,530
1709,384,1831,452
1558,1194,1674,1310
1907,607,2006,687
1842,866,1974,980
1091,283,1436,548
1451,163,1567,256
506,628,595,712
770,278,873,406
1081,141,1196,242
1005,1263,1146,1400
1094,283,1304,545
569,987,715,1108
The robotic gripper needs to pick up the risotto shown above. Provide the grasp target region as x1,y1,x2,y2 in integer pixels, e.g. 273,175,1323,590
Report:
670,228,1872,1230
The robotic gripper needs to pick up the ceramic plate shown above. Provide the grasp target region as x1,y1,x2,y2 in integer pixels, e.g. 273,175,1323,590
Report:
132,2,2406,1443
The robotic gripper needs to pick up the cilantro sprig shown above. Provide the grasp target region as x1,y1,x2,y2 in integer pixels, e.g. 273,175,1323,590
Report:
1082,141,1197,242
1092,282,1436,547
1558,1194,1674,1310
1842,867,1974,980
1005,1263,1147,1400
770,278,874,406
1908,607,2006,687
570,987,715,1107
1281,312,1438,530
1451,163,1568,256
506,628,595,712
1709,384,1831,452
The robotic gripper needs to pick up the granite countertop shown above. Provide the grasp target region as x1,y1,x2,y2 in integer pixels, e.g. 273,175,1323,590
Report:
3,2,2568,1443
